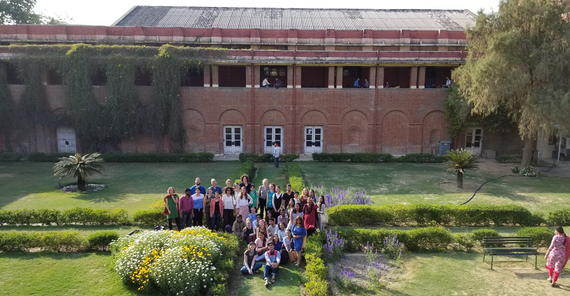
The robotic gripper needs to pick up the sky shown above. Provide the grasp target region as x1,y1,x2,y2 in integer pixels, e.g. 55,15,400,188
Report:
35,0,501,26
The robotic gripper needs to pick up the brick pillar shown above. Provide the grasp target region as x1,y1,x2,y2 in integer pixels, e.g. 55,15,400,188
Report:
369,66,376,89
211,65,219,88
336,66,343,88
246,65,252,88
377,67,385,88
287,65,294,88
295,65,302,88
203,64,211,87
254,65,260,88
328,66,335,88
418,66,426,89
409,66,418,89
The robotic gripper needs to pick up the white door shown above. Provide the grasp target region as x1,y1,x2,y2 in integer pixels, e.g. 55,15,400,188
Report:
264,126,283,153
57,127,76,153
305,126,323,155
466,127,483,156
224,126,242,154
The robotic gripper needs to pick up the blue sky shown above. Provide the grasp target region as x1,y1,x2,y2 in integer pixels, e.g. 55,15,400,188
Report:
35,0,500,26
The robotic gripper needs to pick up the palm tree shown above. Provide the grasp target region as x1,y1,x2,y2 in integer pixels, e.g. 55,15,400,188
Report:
53,153,103,191
445,148,478,188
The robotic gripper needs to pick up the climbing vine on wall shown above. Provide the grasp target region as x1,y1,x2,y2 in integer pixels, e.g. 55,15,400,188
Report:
2,44,221,152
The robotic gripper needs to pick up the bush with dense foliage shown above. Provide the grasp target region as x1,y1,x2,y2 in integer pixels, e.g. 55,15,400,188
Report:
133,209,164,225
546,209,570,226
303,233,328,296
286,162,305,192
470,229,500,244
238,153,299,163
312,152,394,163
327,204,541,227
516,227,553,248
0,208,129,226
86,231,120,251
2,152,215,162
395,153,446,163
110,227,239,295
0,231,119,252
496,155,523,163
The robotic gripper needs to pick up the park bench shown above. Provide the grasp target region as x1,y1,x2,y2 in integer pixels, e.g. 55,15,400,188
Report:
482,236,538,270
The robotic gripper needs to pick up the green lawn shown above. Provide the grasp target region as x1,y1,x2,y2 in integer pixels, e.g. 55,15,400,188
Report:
0,162,241,212
300,162,570,214
0,252,137,296
237,264,301,296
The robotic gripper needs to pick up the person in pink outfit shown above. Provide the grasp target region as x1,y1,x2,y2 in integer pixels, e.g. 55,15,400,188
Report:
544,226,570,287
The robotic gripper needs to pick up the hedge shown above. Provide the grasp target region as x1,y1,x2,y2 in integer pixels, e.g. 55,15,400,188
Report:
238,153,299,163
133,209,165,225
0,231,119,252
546,209,570,226
236,160,256,184
0,152,24,162
516,227,553,248
304,232,328,296
328,204,542,227
496,155,523,163
0,208,129,226
312,152,394,163
395,153,445,163
286,162,305,192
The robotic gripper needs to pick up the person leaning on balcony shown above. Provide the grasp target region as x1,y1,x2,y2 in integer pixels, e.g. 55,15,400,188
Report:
363,79,369,88
262,77,272,87
354,78,361,88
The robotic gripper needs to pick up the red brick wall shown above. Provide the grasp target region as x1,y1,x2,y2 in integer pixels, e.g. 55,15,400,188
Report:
6,85,451,155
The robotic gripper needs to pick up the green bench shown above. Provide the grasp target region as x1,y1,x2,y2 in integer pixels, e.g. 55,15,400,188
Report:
482,236,538,270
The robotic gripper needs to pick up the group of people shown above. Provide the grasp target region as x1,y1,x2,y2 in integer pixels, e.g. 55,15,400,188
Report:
353,78,369,88
162,174,328,286
262,77,283,88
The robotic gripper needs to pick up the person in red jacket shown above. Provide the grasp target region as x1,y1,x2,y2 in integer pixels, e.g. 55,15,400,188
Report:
303,196,319,236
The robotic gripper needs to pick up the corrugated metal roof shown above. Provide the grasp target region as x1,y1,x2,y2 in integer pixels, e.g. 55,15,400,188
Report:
113,7,476,31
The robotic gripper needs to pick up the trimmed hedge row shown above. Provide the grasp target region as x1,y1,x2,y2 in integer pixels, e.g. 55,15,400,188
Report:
0,230,119,252
238,153,299,163
133,209,164,225
286,162,305,192
304,232,328,296
546,209,570,226
339,226,554,253
327,204,544,227
1,152,215,163
496,155,523,163
312,152,445,163
0,208,130,226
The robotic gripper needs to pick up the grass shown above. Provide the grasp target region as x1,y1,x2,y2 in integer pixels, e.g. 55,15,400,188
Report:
237,263,302,296
0,162,241,212
0,252,137,296
251,163,287,189
300,162,570,214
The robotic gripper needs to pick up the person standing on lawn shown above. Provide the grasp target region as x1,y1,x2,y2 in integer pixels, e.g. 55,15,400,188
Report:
282,184,294,209
264,241,281,287
545,226,570,287
192,187,206,226
178,188,194,229
164,187,180,231
210,191,224,231
222,187,236,231
292,216,306,266
317,195,327,231
249,183,258,211
239,174,253,195
237,186,253,219
190,177,206,196
273,142,280,168
258,178,270,219
241,242,263,275
303,196,319,236
204,187,213,228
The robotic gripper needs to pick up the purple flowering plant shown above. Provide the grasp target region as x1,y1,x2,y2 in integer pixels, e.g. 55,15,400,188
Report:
312,185,372,208
324,230,345,262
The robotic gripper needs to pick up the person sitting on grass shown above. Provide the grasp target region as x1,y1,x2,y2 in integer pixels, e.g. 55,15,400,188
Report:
255,232,268,261
241,242,263,275
276,222,287,242
264,241,281,287
267,217,277,238
243,218,255,242
247,206,257,223
232,215,246,240
271,234,283,251
277,208,288,226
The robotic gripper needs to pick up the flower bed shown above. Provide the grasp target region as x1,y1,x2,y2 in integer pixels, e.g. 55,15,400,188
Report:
110,227,239,295
312,185,372,207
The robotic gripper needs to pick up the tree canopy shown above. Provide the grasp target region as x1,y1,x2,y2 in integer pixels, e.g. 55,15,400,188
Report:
453,0,570,165
0,0,67,24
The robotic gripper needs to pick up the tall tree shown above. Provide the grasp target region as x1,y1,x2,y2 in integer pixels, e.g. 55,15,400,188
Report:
0,0,67,24
453,0,570,166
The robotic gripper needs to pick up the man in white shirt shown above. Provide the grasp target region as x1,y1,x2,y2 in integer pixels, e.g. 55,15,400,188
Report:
273,142,280,168
262,77,272,87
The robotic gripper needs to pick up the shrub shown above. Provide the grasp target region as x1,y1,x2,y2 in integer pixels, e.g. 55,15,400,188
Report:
86,231,120,251
238,153,299,162
327,205,382,226
338,229,409,253
41,231,83,252
454,233,475,251
496,155,523,163
0,232,42,252
323,230,345,262
546,209,570,226
470,229,500,244
305,254,327,281
237,160,256,184
517,227,553,248
305,279,328,296
28,152,71,162
312,152,394,163
101,153,214,162
511,165,520,174
521,165,537,177
111,227,233,295
286,162,305,192
396,153,445,163
133,209,164,225
304,233,325,259
0,152,23,161
406,227,454,252
62,207,129,225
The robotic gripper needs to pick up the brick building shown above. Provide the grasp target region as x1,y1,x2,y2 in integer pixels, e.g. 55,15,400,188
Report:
0,7,488,155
